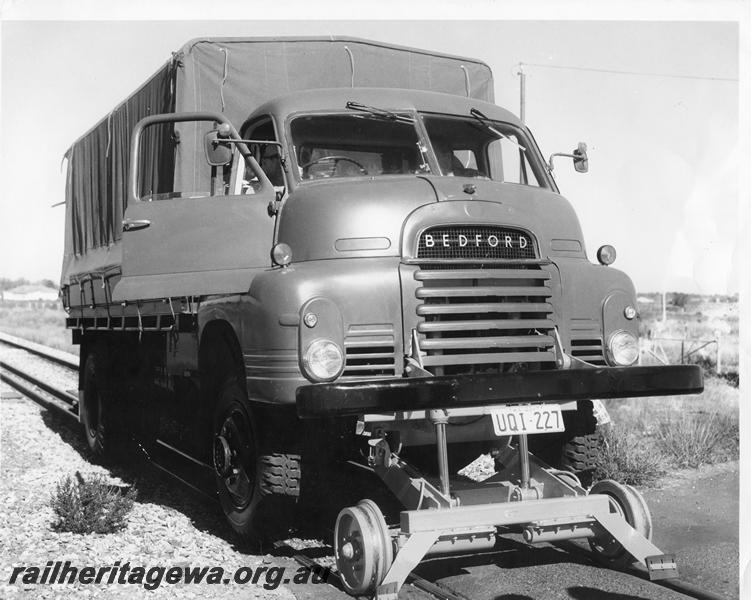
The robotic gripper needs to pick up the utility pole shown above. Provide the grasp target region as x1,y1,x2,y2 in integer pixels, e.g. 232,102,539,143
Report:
517,63,526,124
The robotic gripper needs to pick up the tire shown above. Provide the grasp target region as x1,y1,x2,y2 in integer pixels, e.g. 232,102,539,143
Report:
528,400,602,488
560,432,603,488
80,351,117,457
212,378,298,541
261,453,301,498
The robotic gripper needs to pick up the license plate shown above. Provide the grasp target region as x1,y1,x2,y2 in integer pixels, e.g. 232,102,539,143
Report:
490,404,565,436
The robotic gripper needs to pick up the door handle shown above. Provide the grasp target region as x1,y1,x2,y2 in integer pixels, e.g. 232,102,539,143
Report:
122,219,151,232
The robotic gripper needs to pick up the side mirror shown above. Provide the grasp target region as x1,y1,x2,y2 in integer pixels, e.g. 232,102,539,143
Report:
548,141,589,174
573,142,588,173
204,127,233,166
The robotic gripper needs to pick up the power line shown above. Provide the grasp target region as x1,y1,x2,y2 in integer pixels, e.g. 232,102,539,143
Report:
519,62,738,83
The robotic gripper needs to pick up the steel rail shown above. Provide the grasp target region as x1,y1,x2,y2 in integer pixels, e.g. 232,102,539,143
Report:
273,539,470,600
0,363,78,419
0,331,79,369
1,360,77,405
272,541,353,595
406,571,472,600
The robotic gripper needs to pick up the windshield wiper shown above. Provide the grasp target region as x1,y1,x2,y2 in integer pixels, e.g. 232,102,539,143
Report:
470,108,526,152
346,101,415,124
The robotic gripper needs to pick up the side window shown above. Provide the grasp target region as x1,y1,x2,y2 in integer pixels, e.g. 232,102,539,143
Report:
492,135,541,186
242,118,285,193
138,120,238,201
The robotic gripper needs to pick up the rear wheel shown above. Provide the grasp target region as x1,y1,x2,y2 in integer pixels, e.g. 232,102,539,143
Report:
81,350,122,457
213,378,298,541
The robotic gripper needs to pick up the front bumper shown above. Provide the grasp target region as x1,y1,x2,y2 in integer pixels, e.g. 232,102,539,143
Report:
295,365,703,418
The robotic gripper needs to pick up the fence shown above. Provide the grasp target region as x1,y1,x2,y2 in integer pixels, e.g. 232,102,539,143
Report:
639,335,724,374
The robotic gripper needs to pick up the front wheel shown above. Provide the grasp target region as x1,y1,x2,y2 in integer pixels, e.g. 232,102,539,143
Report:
529,400,601,487
213,379,297,540
560,432,603,488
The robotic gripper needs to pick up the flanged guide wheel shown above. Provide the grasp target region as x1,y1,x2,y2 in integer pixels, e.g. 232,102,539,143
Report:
334,499,394,595
588,479,653,561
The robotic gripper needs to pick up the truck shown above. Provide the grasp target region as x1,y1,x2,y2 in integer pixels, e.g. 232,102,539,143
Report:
61,37,703,599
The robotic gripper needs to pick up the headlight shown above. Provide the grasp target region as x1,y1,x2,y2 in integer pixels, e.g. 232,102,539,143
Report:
302,339,344,382
607,330,639,366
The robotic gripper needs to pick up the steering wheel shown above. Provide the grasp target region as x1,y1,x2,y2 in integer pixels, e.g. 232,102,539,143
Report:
300,155,369,178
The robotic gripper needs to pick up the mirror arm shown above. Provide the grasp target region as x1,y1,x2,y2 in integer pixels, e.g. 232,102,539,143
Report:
547,152,577,172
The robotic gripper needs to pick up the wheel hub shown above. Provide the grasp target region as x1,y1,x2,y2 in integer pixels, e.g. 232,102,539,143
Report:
340,541,356,560
213,434,233,477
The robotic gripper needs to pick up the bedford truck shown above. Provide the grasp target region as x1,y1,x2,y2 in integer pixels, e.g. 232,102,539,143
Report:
61,37,702,598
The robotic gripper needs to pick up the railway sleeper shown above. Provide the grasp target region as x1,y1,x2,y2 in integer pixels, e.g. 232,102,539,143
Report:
333,415,678,599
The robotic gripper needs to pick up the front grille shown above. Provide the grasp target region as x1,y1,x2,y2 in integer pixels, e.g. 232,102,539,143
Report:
569,319,607,366
570,338,607,366
342,325,397,378
417,225,536,260
412,265,556,375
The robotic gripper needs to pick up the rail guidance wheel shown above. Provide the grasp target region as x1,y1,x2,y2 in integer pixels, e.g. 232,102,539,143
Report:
588,479,653,561
335,500,393,596
624,483,653,541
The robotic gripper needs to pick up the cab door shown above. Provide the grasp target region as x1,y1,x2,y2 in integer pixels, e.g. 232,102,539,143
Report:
114,114,276,302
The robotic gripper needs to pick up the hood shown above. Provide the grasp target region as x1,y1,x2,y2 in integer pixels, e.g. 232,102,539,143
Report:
277,176,437,262
277,175,586,262
410,176,586,259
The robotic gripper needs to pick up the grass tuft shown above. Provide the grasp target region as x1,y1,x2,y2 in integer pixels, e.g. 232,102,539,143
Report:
50,472,135,534
593,427,666,487
656,411,738,468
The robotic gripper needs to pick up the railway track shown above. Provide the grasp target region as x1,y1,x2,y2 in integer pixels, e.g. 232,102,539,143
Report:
0,331,80,418
0,333,732,600
273,538,473,600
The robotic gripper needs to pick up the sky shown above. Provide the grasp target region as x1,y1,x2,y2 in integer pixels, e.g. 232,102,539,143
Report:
0,8,741,297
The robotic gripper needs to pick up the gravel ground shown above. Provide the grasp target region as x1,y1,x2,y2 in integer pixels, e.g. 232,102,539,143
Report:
0,382,347,600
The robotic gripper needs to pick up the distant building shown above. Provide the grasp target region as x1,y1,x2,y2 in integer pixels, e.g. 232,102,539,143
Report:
1,284,59,302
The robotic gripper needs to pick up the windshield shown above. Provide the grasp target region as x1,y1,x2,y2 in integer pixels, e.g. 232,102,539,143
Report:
422,114,548,187
290,113,429,180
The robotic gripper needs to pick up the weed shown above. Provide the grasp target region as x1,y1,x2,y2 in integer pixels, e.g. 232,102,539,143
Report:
593,427,666,486
656,411,739,468
50,472,135,534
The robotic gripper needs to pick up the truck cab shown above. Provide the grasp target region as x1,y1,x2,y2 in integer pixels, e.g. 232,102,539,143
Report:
180,87,634,393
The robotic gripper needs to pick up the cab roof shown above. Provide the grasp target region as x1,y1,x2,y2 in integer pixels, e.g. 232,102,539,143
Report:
242,87,523,131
